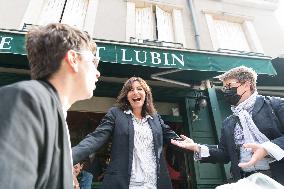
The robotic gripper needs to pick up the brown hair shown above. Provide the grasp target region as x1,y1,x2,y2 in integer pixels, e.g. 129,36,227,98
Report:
26,23,96,80
116,77,156,117
217,66,257,92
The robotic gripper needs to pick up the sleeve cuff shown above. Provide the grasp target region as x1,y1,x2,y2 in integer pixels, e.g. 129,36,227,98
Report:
261,141,284,161
193,144,210,161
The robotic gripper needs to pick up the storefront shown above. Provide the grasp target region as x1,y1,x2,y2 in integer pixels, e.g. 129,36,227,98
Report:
0,29,278,189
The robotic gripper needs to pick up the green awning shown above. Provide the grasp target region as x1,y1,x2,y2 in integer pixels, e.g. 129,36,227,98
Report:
258,57,284,86
0,30,277,82
96,41,276,75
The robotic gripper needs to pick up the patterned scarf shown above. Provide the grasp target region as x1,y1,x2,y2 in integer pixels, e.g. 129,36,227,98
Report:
231,92,269,144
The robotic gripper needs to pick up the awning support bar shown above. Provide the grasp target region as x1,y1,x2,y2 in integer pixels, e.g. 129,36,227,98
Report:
151,69,192,88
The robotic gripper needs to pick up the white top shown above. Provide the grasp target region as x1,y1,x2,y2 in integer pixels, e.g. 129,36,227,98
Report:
125,110,157,189
63,110,73,169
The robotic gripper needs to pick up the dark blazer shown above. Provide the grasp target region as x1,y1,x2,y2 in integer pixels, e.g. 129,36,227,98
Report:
202,95,284,185
72,107,179,189
0,80,73,189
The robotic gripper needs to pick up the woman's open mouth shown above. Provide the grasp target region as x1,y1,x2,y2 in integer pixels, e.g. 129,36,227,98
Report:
132,97,141,102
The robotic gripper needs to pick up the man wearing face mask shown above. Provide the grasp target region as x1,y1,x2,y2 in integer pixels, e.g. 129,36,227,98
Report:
171,66,284,185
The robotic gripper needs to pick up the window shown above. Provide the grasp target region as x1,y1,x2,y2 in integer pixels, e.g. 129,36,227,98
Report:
214,19,250,52
205,13,264,53
126,2,185,47
38,0,89,29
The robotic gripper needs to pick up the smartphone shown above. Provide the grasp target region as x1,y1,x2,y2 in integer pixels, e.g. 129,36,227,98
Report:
174,137,184,141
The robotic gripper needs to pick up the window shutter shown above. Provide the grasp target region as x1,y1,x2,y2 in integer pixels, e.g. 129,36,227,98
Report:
172,9,185,46
38,0,66,25
156,6,174,43
61,0,89,29
135,7,154,41
205,14,219,50
214,19,250,52
126,2,136,42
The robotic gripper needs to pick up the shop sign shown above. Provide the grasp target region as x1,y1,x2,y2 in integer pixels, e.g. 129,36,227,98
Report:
0,32,26,55
96,45,185,69
0,36,13,50
0,31,185,69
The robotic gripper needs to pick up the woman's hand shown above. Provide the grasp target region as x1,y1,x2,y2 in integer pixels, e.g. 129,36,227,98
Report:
171,135,199,152
73,163,83,177
72,163,83,189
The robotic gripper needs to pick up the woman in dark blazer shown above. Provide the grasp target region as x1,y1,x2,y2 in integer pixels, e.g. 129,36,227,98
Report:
72,77,180,189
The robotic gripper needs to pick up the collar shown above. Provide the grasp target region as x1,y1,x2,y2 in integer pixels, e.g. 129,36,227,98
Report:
40,80,69,118
124,109,153,119
252,95,265,117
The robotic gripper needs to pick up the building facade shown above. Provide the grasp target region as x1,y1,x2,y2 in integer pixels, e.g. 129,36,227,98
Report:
1,0,283,55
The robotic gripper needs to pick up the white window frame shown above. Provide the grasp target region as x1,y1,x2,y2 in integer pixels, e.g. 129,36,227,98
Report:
204,11,263,53
220,0,278,11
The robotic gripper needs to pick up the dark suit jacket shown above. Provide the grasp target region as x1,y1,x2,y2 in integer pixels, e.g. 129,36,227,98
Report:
0,80,73,189
202,96,284,185
72,107,179,189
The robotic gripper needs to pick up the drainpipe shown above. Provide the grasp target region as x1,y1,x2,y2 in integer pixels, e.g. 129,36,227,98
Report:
188,0,201,50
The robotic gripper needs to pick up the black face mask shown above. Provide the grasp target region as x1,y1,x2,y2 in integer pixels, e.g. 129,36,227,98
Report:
223,87,243,106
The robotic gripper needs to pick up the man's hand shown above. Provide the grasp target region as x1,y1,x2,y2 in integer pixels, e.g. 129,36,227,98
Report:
171,135,199,152
238,143,269,168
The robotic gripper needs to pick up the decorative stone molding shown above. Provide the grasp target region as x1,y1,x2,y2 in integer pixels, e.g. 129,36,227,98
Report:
214,0,279,11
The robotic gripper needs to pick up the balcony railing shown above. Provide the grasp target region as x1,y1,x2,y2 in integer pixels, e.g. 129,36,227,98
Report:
129,37,183,48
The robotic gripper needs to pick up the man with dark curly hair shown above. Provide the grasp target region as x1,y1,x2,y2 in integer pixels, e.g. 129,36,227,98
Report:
0,23,100,189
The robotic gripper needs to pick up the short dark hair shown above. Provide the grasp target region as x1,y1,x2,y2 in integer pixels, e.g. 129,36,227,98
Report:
116,77,157,117
26,23,96,80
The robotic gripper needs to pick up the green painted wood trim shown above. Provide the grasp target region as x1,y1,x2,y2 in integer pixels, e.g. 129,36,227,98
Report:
160,115,183,123
207,87,232,181
207,87,223,140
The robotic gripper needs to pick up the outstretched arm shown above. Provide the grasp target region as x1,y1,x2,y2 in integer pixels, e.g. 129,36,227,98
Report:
171,135,199,152
171,124,231,164
72,108,116,164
